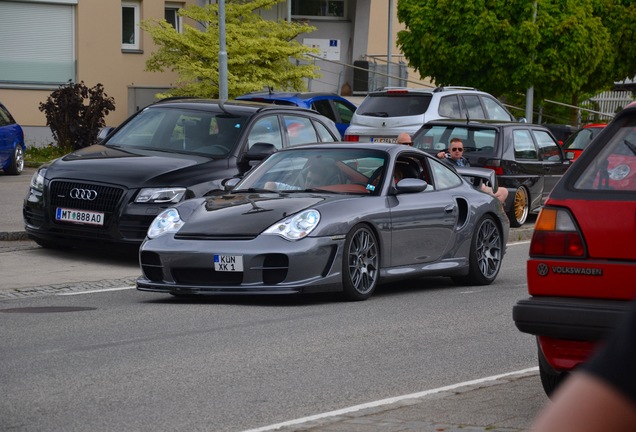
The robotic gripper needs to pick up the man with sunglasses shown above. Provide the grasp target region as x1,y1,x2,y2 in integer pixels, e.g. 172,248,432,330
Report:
436,137,509,205
436,137,469,167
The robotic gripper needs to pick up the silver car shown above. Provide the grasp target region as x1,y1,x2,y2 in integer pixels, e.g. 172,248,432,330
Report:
137,143,510,301
344,86,519,144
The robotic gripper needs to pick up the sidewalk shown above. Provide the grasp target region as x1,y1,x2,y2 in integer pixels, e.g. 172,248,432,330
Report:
0,167,34,240
248,369,545,432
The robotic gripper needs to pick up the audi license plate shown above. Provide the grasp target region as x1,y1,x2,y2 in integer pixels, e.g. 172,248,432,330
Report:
214,255,243,272
55,208,104,226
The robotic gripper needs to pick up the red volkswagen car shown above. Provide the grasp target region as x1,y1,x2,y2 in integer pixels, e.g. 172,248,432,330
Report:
513,102,636,396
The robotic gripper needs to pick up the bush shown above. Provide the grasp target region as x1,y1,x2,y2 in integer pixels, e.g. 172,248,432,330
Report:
39,81,115,150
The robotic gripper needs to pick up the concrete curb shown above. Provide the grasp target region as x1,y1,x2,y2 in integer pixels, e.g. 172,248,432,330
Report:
0,231,30,241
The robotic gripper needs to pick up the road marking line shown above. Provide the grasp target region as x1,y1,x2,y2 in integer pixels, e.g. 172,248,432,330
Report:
241,367,539,432
508,240,531,245
57,286,136,296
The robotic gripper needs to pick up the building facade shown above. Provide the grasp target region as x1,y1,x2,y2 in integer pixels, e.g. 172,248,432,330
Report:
0,0,421,147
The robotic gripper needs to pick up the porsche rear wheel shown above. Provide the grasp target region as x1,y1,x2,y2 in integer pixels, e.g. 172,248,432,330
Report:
452,215,503,286
507,187,529,227
342,224,379,301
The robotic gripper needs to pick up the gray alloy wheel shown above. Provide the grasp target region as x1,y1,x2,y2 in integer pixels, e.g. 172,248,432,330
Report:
342,224,379,301
6,145,24,175
507,187,529,227
452,215,503,286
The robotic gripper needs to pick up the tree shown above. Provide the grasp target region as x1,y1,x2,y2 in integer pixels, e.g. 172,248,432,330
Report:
141,0,320,98
38,81,116,150
396,0,629,123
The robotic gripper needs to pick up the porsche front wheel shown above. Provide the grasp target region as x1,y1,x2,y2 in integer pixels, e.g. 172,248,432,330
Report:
342,224,379,301
453,215,503,286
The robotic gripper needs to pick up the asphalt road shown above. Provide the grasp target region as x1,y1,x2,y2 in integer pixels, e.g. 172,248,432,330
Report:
0,167,546,431
0,243,547,432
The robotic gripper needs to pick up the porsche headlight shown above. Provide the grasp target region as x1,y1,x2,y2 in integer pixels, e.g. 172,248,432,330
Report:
609,164,630,181
136,188,186,203
263,209,321,241
147,208,184,238
30,167,46,192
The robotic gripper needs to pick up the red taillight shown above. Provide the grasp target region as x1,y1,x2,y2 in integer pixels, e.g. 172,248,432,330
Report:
483,165,504,175
386,89,409,94
538,336,597,371
344,134,359,142
529,208,586,257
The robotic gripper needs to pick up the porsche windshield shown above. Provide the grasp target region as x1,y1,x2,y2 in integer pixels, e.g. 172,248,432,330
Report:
105,107,247,157
235,148,388,195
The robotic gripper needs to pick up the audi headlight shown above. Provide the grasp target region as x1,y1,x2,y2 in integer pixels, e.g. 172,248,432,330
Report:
136,187,186,203
30,167,46,192
263,209,320,241
147,208,184,239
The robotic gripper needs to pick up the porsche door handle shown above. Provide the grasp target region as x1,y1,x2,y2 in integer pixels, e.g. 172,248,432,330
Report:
444,204,455,213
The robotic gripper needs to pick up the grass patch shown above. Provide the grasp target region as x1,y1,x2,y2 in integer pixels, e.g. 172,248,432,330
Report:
25,145,71,166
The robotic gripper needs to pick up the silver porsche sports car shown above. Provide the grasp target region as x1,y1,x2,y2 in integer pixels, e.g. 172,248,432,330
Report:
137,143,509,301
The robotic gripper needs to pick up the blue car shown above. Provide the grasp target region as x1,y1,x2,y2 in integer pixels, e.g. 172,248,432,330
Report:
0,102,26,175
236,91,356,138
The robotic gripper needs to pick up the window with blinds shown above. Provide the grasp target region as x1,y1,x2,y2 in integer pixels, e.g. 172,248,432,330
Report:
0,1,75,85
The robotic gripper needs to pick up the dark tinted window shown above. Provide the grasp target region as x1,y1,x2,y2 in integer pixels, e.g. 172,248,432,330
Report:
0,106,11,126
284,115,319,147
438,95,461,118
574,116,636,192
315,121,337,142
534,130,561,161
513,130,538,160
248,115,283,149
333,100,355,123
311,100,335,122
462,95,486,119
357,93,432,117
413,125,497,156
106,107,247,157
482,96,514,121
563,127,604,150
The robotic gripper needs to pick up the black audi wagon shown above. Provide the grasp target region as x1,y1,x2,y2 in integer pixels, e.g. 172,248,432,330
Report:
23,98,341,249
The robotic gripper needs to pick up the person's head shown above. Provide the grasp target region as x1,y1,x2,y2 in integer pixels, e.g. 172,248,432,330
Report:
304,158,338,187
397,132,413,146
448,137,464,160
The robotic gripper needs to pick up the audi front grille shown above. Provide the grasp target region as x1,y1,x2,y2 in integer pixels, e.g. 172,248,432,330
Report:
50,181,125,212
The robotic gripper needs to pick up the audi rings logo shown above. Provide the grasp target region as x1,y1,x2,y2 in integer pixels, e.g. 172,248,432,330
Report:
537,263,549,277
70,188,98,201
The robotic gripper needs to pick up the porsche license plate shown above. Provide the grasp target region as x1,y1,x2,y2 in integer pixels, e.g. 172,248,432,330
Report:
214,255,243,272
55,208,104,226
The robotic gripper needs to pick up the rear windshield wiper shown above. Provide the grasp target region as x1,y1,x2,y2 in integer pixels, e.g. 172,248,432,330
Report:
359,112,389,117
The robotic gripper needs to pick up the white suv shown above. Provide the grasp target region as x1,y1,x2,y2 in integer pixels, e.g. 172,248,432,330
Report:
344,87,519,143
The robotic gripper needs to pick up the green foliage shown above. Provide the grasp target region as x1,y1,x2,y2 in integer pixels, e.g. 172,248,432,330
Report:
141,0,321,98
25,144,70,165
396,0,630,123
38,81,116,150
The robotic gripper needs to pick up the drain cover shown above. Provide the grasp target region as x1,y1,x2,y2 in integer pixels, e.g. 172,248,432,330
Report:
0,306,97,313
